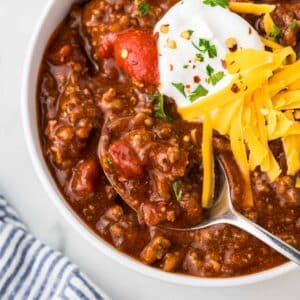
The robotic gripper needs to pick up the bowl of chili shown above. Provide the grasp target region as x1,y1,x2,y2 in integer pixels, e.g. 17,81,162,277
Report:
22,0,299,287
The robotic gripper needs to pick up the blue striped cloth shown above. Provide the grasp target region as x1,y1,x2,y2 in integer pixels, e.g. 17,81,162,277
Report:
0,194,108,300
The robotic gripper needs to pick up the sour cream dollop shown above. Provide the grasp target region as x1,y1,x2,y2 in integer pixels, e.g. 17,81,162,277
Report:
154,0,264,107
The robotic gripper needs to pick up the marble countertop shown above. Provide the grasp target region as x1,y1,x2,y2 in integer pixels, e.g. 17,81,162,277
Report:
0,1,299,299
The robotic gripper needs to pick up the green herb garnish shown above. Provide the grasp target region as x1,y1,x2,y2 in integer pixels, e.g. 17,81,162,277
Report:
206,64,214,76
192,38,218,59
183,64,189,69
290,20,297,29
208,71,225,86
206,65,225,86
138,2,151,16
187,29,194,36
172,82,186,97
206,43,217,58
189,85,208,102
152,94,171,121
203,0,229,8
269,26,281,42
196,53,204,62
172,181,183,201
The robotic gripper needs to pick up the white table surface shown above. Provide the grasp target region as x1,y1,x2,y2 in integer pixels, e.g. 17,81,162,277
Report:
0,1,300,299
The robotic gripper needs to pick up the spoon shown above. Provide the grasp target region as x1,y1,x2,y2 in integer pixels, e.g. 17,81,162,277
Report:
171,157,300,265
98,122,300,265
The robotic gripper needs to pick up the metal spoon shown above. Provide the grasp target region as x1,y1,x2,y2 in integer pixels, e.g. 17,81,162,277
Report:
170,157,300,265
98,124,300,265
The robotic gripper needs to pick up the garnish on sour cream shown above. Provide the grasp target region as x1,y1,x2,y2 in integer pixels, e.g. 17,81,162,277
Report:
154,0,263,108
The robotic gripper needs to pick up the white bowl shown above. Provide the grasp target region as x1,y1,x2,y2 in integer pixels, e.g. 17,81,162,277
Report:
21,0,298,287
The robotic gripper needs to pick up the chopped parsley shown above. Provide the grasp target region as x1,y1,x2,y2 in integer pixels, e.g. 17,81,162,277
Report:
203,0,229,8
192,38,218,59
269,26,281,42
195,53,204,62
206,65,225,86
172,82,186,97
138,1,151,16
289,20,297,29
209,71,225,85
206,64,214,76
152,94,171,121
189,84,208,102
183,64,189,69
172,181,183,201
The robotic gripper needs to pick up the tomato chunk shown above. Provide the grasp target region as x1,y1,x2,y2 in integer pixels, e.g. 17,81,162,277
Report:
70,159,100,201
113,30,159,85
108,141,144,179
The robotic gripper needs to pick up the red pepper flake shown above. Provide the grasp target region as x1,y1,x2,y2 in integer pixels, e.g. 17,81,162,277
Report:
248,27,252,35
193,75,201,83
231,83,240,93
221,59,227,69
169,64,174,71
229,45,238,52
186,84,191,89
192,65,196,69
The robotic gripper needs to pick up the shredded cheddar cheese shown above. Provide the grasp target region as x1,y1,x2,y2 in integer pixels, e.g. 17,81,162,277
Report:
229,2,275,16
179,45,300,208
202,114,214,208
263,13,275,37
261,37,283,50
282,136,300,176
230,100,254,206
296,177,300,188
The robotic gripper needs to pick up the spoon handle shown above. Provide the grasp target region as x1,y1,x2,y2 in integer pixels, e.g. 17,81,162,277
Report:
228,211,300,265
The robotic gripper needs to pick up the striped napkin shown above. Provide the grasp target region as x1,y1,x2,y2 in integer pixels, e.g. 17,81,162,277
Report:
0,194,109,300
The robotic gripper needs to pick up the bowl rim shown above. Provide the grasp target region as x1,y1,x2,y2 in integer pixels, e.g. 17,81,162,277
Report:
21,0,298,288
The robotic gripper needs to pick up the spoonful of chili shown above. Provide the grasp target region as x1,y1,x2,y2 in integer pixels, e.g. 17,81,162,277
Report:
98,116,300,265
